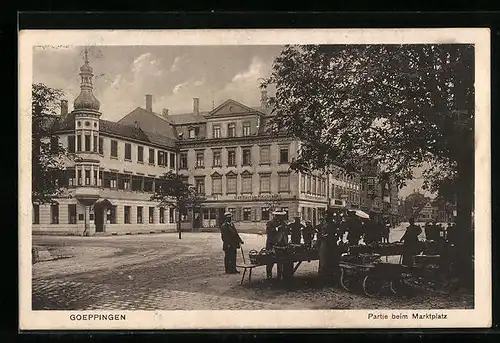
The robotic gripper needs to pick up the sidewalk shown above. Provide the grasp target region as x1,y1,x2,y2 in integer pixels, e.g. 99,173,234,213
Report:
32,246,74,264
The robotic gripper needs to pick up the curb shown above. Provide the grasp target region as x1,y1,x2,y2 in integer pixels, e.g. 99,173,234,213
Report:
108,230,177,236
33,230,268,237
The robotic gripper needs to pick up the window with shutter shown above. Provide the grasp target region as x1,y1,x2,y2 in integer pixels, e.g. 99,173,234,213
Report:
227,175,237,194
212,175,222,194
241,174,252,193
259,173,271,193
279,173,290,192
259,146,270,164
67,135,75,153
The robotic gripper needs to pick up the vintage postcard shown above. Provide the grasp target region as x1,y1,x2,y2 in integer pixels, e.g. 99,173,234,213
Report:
18,28,491,330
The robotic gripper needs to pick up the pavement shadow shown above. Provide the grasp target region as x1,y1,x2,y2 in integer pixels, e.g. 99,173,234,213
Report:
246,274,340,292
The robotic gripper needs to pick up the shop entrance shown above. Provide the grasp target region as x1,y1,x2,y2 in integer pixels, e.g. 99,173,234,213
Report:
193,208,202,231
93,199,113,233
202,208,219,229
95,208,104,233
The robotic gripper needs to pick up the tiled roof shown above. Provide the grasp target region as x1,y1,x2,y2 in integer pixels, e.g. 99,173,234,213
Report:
53,113,76,131
100,120,176,149
143,130,176,148
99,119,150,142
52,112,175,149
118,107,177,139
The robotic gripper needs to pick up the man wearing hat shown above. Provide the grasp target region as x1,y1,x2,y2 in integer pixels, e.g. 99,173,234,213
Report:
318,209,341,281
289,216,304,245
265,212,279,279
346,211,362,246
220,211,244,274
302,220,316,249
266,211,291,280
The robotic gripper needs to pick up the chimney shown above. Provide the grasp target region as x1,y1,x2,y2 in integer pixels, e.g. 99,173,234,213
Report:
61,100,68,116
162,108,169,116
193,97,200,115
260,90,268,108
145,94,153,112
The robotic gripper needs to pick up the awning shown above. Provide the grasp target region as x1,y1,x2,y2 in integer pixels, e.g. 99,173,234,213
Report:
93,199,114,209
200,205,226,209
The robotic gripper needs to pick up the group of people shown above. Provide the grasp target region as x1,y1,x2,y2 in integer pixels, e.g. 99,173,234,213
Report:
219,206,462,284
218,207,397,279
264,209,394,281
399,218,459,267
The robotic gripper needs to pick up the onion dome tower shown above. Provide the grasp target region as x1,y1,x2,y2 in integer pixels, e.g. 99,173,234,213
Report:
72,48,102,235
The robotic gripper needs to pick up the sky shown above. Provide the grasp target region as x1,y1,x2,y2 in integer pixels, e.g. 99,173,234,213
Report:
32,45,431,199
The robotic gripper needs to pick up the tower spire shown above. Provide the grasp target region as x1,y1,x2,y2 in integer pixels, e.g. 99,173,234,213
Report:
84,47,89,64
73,47,100,111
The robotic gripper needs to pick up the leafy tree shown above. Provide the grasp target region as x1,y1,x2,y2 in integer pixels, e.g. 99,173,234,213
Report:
32,83,70,205
262,44,474,282
151,171,205,239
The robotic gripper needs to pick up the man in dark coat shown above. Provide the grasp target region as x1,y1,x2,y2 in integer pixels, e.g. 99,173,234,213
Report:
347,212,362,246
265,214,279,279
424,221,432,241
302,220,316,248
220,212,244,274
363,214,381,245
290,216,303,245
274,212,293,281
318,210,341,281
382,218,391,243
399,218,422,267
338,214,349,243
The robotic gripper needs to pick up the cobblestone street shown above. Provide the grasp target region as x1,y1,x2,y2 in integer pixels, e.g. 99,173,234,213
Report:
32,228,473,311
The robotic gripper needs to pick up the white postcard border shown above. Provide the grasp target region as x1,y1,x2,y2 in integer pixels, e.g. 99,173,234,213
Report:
19,28,491,330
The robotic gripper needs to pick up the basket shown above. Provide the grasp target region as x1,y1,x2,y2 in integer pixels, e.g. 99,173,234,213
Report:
248,249,259,264
359,253,381,265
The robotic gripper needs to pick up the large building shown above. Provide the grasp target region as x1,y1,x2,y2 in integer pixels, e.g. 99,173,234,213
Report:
33,55,178,235
32,54,386,235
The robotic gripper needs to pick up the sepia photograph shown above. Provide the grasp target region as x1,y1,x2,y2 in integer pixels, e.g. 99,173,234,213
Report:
18,29,491,329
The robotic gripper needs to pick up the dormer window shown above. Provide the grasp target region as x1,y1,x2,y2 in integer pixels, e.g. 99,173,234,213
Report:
213,125,221,138
243,122,251,136
228,123,236,138
188,126,200,139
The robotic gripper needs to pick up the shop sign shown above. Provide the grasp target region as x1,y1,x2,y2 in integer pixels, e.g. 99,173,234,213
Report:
303,194,325,200
234,194,281,201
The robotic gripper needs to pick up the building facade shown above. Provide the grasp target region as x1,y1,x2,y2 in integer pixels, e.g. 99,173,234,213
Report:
359,163,400,225
33,55,178,235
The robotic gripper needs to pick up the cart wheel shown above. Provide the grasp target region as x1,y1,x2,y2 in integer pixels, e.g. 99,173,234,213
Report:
389,279,401,295
362,275,383,297
390,278,412,296
340,268,355,292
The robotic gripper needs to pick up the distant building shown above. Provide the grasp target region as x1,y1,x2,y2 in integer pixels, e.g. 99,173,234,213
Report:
359,162,399,225
328,165,361,211
404,191,455,223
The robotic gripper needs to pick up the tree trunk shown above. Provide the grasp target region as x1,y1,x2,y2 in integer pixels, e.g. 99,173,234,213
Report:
454,159,474,288
177,206,182,240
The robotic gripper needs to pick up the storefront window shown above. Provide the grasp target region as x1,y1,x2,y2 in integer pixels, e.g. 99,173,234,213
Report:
261,207,270,221
243,208,252,221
